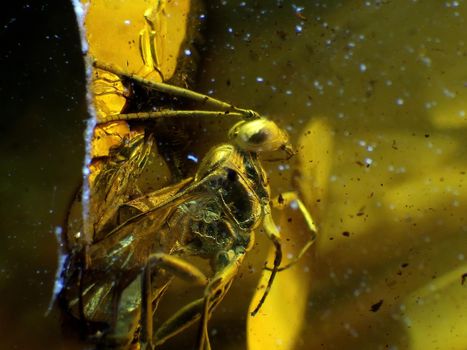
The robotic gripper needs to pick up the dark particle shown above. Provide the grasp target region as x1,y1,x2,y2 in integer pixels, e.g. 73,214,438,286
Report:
278,194,284,204
370,299,384,312
276,30,287,40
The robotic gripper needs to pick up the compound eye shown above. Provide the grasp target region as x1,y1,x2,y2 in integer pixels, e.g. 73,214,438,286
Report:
229,118,289,153
248,128,269,145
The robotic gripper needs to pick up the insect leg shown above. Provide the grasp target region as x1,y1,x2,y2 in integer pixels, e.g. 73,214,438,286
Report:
197,250,245,350
141,253,208,348
250,209,282,316
152,250,245,349
267,192,317,271
153,297,205,346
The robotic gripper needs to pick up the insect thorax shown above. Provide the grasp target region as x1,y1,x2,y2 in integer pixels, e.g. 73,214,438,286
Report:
174,144,270,258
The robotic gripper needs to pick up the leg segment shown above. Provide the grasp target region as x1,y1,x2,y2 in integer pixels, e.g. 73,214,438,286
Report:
250,193,315,316
154,298,205,346
151,249,245,349
197,250,245,350
140,253,208,349
270,191,317,271
250,209,282,316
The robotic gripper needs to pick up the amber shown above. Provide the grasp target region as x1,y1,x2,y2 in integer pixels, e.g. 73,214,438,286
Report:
69,1,467,349
193,2,467,350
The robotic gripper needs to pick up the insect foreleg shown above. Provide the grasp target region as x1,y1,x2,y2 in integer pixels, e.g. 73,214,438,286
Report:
267,192,317,272
250,210,282,316
141,253,208,349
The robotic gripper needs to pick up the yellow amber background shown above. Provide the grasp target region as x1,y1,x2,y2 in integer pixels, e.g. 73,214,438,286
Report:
12,1,461,349
197,1,467,349
81,0,190,82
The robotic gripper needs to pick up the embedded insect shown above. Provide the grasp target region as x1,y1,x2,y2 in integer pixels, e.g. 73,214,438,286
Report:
58,62,317,350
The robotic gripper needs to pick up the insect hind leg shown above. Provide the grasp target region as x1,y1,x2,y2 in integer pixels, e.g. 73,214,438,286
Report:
152,250,245,350
140,253,208,349
196,250,245,350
